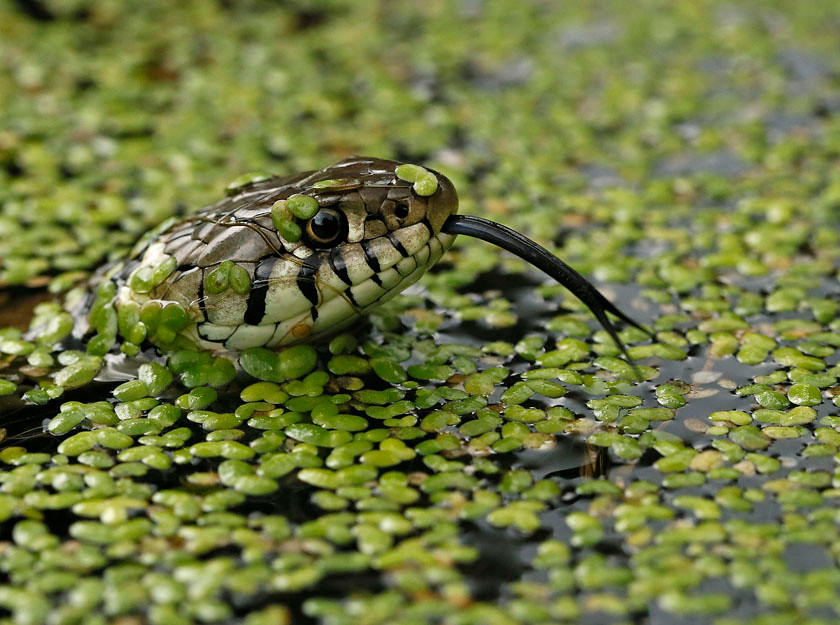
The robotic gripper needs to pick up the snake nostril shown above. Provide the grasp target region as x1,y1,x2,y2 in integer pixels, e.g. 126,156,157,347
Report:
393,203,410,219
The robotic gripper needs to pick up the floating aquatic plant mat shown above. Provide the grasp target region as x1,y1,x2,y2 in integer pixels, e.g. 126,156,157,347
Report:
1,2,840,624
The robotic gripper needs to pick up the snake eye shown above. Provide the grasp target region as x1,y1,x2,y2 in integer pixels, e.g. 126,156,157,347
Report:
304,208,346,248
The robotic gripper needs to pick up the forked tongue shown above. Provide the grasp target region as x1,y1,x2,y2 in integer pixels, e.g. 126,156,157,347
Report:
441,215,651,366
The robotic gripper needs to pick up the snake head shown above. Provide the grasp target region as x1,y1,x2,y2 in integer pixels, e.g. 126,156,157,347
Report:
115,156,462,351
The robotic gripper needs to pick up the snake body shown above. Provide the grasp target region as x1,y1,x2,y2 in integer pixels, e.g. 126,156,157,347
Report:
115,156,458,351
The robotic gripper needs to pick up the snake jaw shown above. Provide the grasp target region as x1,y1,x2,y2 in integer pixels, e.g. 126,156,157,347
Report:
184,226,455,351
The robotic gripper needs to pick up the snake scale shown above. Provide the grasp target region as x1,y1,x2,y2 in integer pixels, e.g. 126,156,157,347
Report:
85,156,647,356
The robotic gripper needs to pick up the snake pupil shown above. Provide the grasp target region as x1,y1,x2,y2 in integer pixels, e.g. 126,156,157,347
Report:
305,209,344,247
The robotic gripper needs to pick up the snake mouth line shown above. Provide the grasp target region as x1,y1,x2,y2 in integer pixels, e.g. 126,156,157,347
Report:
440,214,651,360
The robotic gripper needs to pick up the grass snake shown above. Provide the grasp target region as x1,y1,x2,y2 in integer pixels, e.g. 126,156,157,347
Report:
83,156,648,357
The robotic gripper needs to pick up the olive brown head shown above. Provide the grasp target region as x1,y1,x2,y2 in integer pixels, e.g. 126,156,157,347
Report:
118,156,460,350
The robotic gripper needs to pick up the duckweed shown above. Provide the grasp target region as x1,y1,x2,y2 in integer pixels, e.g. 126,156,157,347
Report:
271,200,303,243
240,345,318,382
394,164,439,197
2,2,840,624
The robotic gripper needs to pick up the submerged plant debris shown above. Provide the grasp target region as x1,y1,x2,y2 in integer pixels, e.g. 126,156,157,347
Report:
2,1,840,624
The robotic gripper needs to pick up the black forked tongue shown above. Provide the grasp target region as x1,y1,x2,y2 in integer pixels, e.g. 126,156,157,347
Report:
441,215,652,363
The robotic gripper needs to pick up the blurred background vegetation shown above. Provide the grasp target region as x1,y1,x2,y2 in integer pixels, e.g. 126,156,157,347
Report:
3,0,837,290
